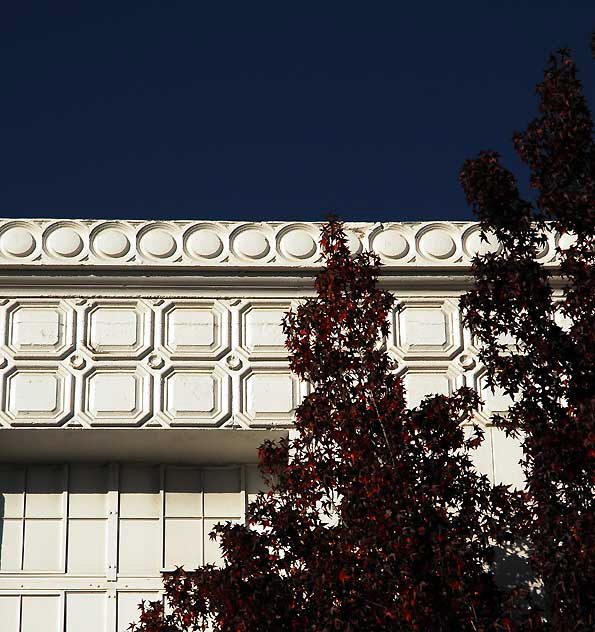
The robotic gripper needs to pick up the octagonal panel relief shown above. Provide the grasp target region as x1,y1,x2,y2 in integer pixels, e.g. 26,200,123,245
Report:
402,367,462,409
237,366,305,427
239,301,291,359
81,366,152,426
84,300,153,359
391,299,463,360
161,365,231,426
2,300,76,359
1,365,74,426
161,301,231,360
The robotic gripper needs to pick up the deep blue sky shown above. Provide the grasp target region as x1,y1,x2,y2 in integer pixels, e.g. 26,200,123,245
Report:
1,2,593,222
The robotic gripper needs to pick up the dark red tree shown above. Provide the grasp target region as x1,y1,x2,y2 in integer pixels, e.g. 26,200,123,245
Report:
460,48,595,629
131,219,532,632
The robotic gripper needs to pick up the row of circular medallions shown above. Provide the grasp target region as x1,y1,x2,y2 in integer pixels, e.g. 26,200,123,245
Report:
0,220,565,264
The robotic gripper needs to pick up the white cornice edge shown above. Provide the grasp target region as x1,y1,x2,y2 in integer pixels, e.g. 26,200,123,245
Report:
0,219,564,269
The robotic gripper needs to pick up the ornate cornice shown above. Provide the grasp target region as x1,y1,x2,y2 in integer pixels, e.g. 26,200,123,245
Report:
0,219,566,269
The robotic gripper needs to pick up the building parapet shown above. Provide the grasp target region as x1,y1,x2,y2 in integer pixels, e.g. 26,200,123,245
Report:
0,219,566,270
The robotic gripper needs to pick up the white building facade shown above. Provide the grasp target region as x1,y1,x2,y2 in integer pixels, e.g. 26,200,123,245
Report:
0,218,548,631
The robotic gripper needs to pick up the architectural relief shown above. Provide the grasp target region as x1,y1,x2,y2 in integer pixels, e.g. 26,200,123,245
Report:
0,219,564,268
0,219,531,632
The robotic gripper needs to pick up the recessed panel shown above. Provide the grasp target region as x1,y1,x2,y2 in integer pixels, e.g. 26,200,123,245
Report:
166,371,214,414
403,371,450,408
248,373,295,414
492,428,525,489
204,518,240,566
6,301,74,358
242,306,288,357
0,596,19,632
481,382,514,415
117,592,160,632
392,300,462,360
85,301,152,359
0,519,23,570
84,368,150,425
66,593,106,632
67,519,106,574
22,596,60,632
164,518,202,569
23,519,63,570
6,369,69,424
167,308,214,348
402,308,447,345
162,302,230,359
89,373,136,413
118,519,161,575
91,308,137,347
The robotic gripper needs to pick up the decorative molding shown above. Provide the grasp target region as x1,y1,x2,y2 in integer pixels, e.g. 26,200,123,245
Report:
0,219,562,269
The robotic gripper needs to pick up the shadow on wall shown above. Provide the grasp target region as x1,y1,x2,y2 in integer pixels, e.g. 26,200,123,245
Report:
493,542,543,613
0,463,268,631
0,463,267,572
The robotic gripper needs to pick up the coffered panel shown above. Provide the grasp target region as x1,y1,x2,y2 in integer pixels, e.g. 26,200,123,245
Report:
161,365,231,426
160,300,231,359
1,300,75,359
84,300,153,359
237,365,304,427
81,366,152,426
238,301,291,359
1,366,74,426
391,299,463,360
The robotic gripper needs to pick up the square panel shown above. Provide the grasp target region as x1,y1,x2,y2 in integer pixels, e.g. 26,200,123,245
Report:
164,518,202,569
4,300,75,359
21,595,60,632
161,301,230,359
117,592,160,632
66,593,106,632
391,299,463,360
3,367,73,425
465,425,494,484
165,370,213,414
67,519,107,574
82,367,152,426
161,366,230,426
84,301,153,359
238,367,302,427
239,301,290,359
204,518,241,566
23,519,63,570
403,370,451,408
118,519,161,575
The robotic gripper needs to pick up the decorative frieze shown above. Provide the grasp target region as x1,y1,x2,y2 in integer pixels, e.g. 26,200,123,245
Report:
0,295,510,430
0,219,562,268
